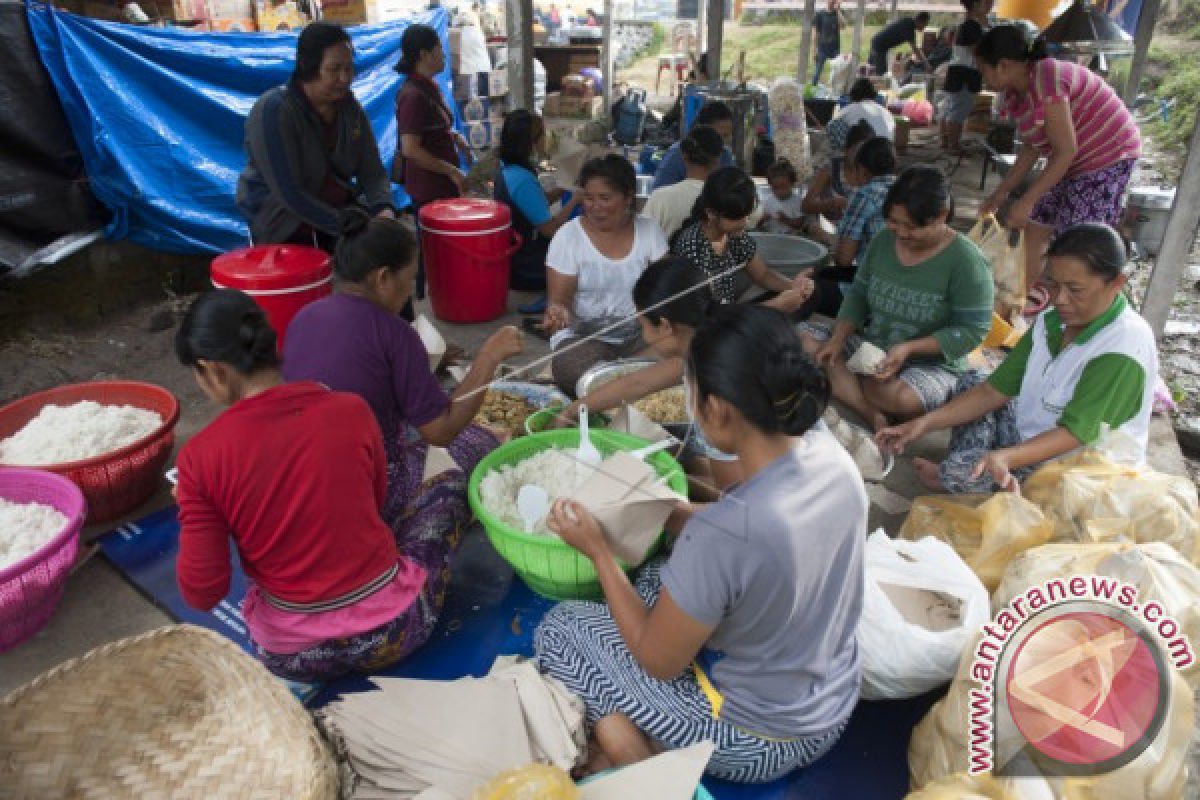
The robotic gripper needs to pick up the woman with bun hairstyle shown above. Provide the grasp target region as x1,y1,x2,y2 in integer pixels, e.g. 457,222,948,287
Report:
536,305,866,783
642,124,725,238
282,210,523,551
976,24,1141,294
556,256,741,494
175,290,453,681
878,223,1157,494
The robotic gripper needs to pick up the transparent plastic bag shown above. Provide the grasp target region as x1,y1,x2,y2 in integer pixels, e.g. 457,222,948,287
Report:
1022,440,1200,566
993,541,1200,688
899,493,1054,592
470,764,580,800
967,215,1025,315
904,771,1056,800
909,631,1195,798
859,531,990,700
768,77,811,181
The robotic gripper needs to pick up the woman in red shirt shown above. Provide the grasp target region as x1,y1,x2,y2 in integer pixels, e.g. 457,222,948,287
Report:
174,290,453,682
393,23,468,319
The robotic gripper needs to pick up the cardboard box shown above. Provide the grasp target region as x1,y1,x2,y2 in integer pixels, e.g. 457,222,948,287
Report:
487,67,507,98
544,92,603,119
207,16,256,30
254,0,308,30
318,0,372,25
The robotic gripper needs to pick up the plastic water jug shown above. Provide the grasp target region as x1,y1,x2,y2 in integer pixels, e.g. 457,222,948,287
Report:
614,88,648,146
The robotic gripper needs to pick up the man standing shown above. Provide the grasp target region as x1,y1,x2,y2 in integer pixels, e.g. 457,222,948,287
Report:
869,11,931,78
811,0,847,85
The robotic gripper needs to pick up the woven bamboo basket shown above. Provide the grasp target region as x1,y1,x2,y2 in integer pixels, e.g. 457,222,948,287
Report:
0,625,338,799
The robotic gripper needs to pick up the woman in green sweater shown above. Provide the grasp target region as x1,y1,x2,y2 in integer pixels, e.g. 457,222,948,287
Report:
802,166,994,431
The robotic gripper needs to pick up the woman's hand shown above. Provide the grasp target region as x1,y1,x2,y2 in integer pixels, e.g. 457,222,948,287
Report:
792,273,815,300
1004,195,1035,230
979,188,1007,219
813,336,844,368
972,450,1019,493
876,416,929,455
875,342,911,382
375,208,396,220
547,499,608,560
543,303,571,335
551,402,581,429
478,325,523,363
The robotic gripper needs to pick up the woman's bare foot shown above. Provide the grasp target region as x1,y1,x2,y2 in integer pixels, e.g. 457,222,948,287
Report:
572,736,614,780
913,457,947,492
594,713,655,768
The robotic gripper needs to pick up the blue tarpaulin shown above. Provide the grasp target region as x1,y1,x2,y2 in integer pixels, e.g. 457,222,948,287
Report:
25,3,460,254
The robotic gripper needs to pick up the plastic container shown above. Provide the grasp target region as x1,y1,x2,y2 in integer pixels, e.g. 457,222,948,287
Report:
468,429,688,600
614,87,648,146
210,245,332,349
0,382,180,524
419,199,522,324
747,232,829,277
0,468,86,651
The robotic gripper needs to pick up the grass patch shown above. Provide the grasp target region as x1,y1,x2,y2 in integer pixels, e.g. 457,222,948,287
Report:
1142,41,1200,182
716,22,882,82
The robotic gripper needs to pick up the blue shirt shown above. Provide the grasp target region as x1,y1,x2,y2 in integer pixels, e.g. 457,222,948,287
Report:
650,141,735,191
499,163,552,227
837,175,895,264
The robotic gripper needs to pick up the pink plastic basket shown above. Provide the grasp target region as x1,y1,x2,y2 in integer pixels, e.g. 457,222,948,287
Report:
0,468,87,652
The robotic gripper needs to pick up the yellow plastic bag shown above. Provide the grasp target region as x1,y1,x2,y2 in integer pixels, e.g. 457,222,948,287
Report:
905,771,1054,799
909,631,1195,798
993,541,1200,688
899,493,1053,592
1022,450,1200,566
968,214,1026,315
470,764,580,800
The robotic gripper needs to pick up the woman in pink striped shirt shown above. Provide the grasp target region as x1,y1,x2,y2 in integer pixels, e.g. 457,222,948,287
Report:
976,25,1140,293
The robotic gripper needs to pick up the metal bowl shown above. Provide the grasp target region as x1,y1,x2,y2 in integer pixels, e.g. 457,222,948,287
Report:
749,232,829,277
574,359,659,401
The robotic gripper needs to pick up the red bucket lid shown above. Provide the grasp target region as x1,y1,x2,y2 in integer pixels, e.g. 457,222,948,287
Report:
419,198,511,232
210,245,332,292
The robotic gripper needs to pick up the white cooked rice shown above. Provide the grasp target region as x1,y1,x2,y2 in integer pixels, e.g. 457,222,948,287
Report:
0,401,162,466
0,497,69,570
478,447,596,535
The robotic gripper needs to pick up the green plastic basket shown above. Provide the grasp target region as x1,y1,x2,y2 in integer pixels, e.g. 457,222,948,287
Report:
523,405,610,436
468,429,689,600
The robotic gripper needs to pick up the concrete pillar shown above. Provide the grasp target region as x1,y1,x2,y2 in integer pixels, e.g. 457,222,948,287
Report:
853,0,866,68
798,0,816,83
601,0,615,115
1141,107,1200,339
706,0,724,82
1122,0,1161,106
505,0,535,111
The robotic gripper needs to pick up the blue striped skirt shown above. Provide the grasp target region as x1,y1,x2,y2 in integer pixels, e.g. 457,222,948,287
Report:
534,561,847,784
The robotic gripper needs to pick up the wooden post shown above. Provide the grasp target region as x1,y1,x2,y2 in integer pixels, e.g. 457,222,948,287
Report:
706,0,724,82
798,0,816,84
888,0,898,23
853,0,866,69
505,0,535,112
601,0,615,118
1123,0,1161,106
1141,108,1200,339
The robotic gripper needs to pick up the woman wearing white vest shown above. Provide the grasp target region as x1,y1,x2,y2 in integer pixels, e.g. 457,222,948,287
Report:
876,223,1157,493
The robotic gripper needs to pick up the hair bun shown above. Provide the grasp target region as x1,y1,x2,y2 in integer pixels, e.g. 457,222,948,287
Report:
338,206,370,238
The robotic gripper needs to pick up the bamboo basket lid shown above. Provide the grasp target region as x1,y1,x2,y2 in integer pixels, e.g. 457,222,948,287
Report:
0,625,338,799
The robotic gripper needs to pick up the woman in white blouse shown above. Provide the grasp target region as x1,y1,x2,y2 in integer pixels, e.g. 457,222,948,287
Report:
543,155,668,396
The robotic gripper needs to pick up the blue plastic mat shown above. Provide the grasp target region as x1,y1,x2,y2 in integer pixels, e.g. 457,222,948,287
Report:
99,508,938,799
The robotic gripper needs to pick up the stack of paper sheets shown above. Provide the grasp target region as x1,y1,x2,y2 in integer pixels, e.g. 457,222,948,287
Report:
316,659,586,799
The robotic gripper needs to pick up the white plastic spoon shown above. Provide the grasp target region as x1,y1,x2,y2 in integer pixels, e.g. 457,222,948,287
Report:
576,404,603,467
629,439,673,461
516,484,551,532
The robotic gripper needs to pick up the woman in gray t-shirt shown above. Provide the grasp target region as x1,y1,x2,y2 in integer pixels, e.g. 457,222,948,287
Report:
535,305,867,783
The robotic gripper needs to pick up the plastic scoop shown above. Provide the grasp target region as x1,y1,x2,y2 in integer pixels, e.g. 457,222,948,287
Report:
516,484,551,532
629,439,673,461
576,404,603,467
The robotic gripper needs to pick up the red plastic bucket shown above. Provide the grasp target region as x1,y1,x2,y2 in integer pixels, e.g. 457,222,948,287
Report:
419,199,522,323
210,245,332,349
